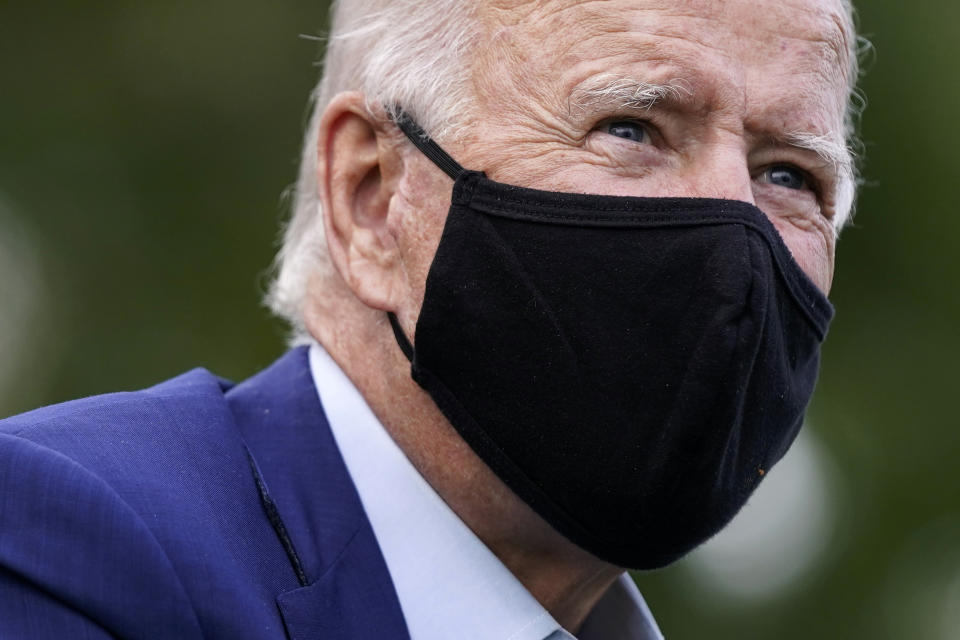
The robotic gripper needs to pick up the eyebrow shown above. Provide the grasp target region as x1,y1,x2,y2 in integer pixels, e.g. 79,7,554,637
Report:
571,75,857,228
781,131,853,176
572,75,850,156
570,74,690,114
574,76,851,166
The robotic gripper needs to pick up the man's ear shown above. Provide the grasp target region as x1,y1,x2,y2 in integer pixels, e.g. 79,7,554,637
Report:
318,92,406,312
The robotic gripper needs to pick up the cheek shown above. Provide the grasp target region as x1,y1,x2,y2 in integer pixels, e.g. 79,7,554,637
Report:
392,167,454,315
531,160,677,198
768,217,836,294
754,186,836,294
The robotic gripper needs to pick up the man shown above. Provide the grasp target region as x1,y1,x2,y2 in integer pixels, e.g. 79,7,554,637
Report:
0,0,862,637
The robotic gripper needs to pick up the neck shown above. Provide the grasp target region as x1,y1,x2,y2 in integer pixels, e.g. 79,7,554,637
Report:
306,285,623,633
482,532,623,632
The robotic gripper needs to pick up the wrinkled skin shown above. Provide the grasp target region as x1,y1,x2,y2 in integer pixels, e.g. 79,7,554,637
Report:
392,0,849,331
311,0,852,632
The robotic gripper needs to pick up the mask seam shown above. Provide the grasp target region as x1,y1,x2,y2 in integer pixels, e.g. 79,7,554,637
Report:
474,198,755,217
466,201,832,340
644,225,769,549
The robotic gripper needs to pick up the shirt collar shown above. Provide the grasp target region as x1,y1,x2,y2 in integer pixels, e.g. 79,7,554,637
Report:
309,343,663,640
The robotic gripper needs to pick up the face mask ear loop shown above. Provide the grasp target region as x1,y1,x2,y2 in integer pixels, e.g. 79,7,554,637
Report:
390,109,466,181
385,108,466,362
387,312,415,363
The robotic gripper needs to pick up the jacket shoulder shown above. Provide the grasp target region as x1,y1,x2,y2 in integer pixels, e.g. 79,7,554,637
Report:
1,366,234,445
0,365,299,638
0,431,204,638
0,370,234,638
0,368,242,495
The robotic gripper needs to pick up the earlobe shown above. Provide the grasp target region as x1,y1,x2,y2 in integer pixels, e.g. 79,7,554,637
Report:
318,93,405,311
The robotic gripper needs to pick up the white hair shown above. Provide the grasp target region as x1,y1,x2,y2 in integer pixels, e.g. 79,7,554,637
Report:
266,0,478,335
267,0,867,333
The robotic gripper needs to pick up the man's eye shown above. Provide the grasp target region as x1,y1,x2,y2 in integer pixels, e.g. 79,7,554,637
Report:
762,165,809,191
605,121,650,144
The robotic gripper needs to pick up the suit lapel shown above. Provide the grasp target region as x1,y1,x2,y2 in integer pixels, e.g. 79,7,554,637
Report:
226,347,409,640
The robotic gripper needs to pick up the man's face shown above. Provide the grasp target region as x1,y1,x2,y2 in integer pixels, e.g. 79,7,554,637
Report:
398,0,850,301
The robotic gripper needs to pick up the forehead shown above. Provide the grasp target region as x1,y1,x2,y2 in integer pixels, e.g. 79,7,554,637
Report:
474,0,851,135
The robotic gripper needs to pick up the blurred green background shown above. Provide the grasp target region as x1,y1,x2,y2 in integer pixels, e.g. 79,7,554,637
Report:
0,2,956,638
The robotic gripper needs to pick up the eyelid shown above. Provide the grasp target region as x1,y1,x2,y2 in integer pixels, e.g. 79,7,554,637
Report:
594,116,662,145
754,164,838,222
757,164,819,193
751,144,841,192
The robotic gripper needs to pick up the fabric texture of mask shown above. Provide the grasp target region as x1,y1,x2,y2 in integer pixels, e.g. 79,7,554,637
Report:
387,111,834,570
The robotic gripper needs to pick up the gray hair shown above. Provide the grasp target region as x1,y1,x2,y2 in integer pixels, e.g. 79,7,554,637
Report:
266,0,478,334
267,0,867,333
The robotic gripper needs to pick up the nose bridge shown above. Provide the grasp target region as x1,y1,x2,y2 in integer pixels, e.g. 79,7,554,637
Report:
680,139,754,204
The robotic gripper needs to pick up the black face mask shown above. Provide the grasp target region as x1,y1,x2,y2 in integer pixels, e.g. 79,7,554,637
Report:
386,111,834,570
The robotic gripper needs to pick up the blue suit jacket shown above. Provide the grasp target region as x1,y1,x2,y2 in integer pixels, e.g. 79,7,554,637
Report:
0,347,411,639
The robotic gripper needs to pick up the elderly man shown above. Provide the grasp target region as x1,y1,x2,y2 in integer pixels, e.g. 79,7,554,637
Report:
0,0,862,638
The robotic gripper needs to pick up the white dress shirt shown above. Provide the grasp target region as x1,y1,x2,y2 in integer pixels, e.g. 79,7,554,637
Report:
309,344,664,640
